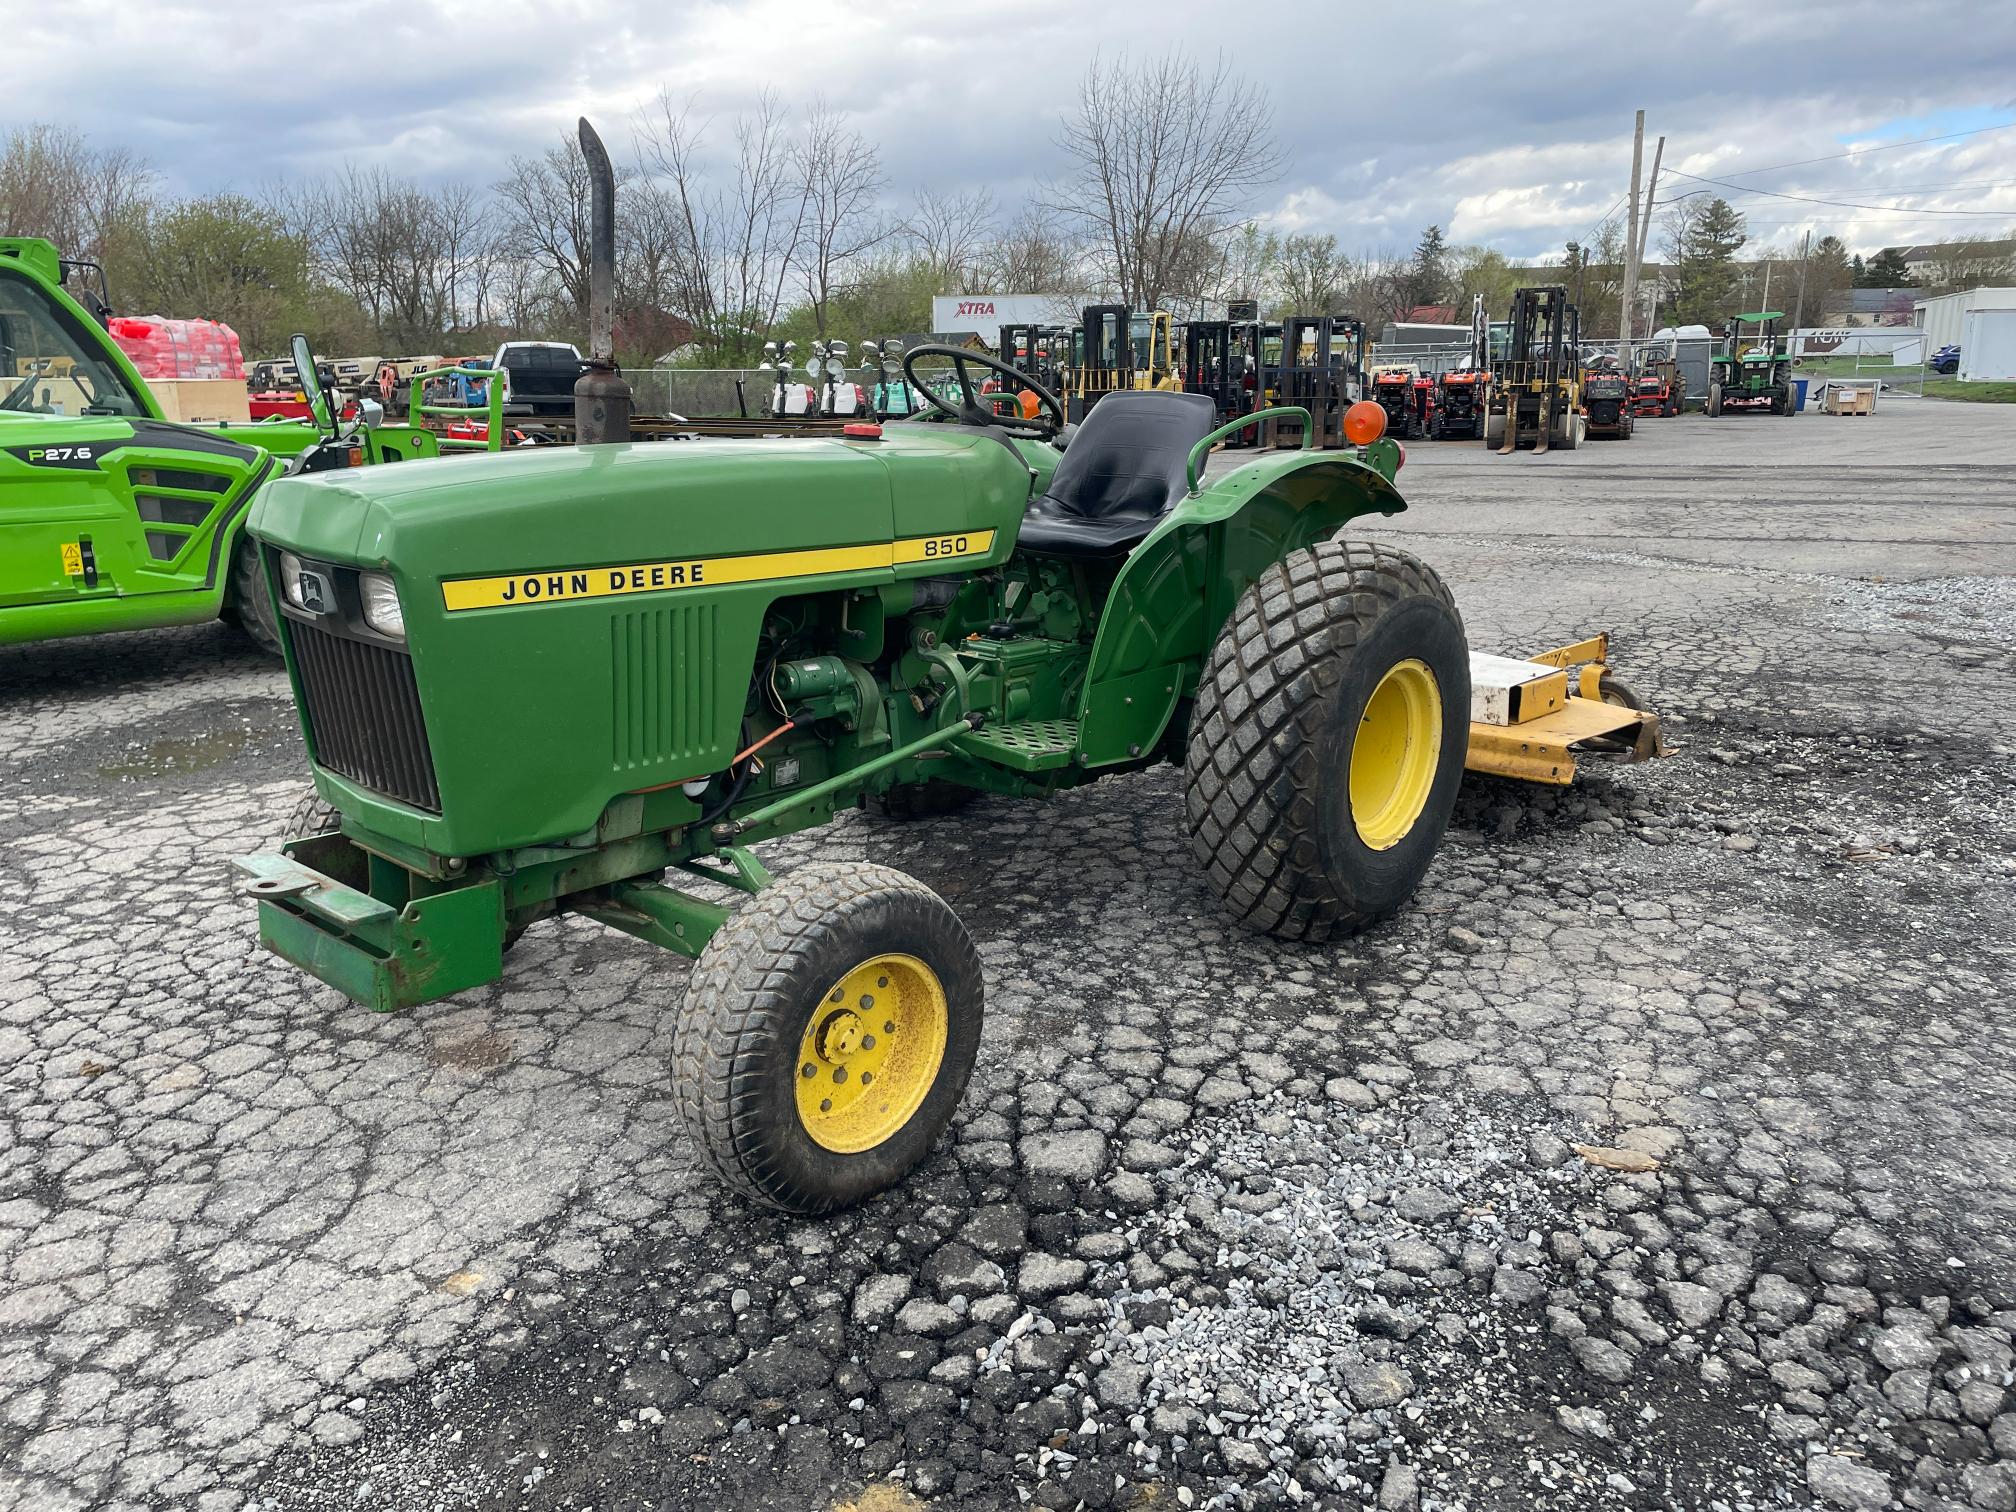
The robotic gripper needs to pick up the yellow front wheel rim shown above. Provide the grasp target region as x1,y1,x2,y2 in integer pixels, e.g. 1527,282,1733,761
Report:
795,953,948,1154
1349,658,1443,851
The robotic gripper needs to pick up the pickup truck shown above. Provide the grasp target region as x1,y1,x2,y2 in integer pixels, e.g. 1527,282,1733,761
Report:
493,341,583,417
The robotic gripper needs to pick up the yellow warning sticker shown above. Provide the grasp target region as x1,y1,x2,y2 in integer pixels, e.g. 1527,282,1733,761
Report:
60,541,83,576
440,530,997,612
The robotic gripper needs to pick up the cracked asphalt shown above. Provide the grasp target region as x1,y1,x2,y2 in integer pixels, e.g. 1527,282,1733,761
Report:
3,399,2014,1512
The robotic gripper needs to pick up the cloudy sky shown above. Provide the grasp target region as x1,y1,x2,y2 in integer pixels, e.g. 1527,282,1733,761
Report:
12,0,2016,262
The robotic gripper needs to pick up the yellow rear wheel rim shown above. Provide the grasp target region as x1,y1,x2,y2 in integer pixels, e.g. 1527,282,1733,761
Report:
1349,658,1443,851
795,953,948,1154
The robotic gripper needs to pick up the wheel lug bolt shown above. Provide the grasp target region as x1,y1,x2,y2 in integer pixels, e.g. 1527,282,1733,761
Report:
861,1034,876,1050
878,976,889,988
801,1063,816,1078
860,994,874,1009
861,1072,873,1086
820,1098,832,1112
884,1021,895,1034
833,1067,847,1084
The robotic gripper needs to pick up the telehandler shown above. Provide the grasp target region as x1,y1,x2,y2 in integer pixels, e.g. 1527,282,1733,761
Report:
2,242,442,655
234,346,1475,1215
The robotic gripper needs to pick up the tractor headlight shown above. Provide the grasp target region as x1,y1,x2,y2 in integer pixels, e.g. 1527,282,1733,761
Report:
278,552,306,608
359,572,405,639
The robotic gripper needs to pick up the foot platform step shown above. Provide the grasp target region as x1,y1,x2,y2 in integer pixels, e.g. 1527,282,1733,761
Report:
953,718,1080,772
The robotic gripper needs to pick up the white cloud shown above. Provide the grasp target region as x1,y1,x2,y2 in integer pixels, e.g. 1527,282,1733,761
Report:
11,0,2016,258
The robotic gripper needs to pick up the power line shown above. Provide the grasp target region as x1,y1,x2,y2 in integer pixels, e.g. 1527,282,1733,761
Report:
1699,120,2016,181
1663,168,2015,215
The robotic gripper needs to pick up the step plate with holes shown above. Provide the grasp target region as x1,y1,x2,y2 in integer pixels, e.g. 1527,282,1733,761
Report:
953,718,1081,772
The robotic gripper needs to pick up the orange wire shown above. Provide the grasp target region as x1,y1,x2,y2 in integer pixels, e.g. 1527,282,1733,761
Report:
627,718,798,795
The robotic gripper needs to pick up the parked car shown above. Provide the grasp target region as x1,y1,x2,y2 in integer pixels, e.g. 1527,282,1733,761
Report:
1930,344,1960,375
493,340,583,416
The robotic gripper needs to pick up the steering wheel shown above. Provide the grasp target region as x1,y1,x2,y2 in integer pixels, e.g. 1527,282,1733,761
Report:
901,343,1065,437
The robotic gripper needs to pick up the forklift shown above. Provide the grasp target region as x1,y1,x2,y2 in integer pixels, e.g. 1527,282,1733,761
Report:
1066,304,1181,420
1180,317,1242,423
1271,314,1364,449
1707,312,1797,416
1431,294,1490,440
1486,286,1585,454
998,322,1073,394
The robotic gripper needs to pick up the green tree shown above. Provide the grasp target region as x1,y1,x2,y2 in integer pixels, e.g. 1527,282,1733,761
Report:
1663,197,1747,326
122,194,361,356
1861,247,1910,287
1849,252,1866,285
1395,223,1448,312
1801,234,1853,322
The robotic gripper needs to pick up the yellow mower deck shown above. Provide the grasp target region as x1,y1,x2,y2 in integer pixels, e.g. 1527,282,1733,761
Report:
1463,634,1671,786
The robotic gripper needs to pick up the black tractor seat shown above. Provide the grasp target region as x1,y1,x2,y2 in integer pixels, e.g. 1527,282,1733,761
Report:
1017,390,1220,558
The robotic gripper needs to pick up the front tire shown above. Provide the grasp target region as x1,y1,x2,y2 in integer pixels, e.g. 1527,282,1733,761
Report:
671,862,983,1214
1184,542,1470,941
1707,383,1723,417
228,535,282,656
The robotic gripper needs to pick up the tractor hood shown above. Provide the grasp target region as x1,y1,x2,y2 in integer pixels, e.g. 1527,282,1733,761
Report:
250,429,1036,577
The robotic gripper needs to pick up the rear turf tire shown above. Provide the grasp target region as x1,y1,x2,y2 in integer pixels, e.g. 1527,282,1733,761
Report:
1184,542,1470,941
671,861,983,1214
864,781,978,820
228,534,282,657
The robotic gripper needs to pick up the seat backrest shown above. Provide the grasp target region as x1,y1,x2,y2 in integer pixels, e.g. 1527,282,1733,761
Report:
1041,390,1219,519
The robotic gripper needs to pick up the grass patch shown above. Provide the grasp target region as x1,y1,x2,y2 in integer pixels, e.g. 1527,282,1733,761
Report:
1797,356,1928,380
1924,378,2016,403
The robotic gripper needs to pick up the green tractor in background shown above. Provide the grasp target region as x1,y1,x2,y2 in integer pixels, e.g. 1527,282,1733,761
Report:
234,348,1470,1214
1707,312,1798,416
0,239,441,655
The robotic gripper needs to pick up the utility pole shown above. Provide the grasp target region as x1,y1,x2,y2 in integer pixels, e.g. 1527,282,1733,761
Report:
1790,229,1813,339
1618,111,1645,344
1630,135,1665,352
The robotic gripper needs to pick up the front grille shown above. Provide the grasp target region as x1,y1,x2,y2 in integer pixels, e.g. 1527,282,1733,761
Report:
290,618,442,812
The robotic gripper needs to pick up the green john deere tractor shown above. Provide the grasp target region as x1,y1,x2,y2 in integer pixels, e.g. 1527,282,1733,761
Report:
1,239,441,654
1706,312,1797,417
235,347,1471,1214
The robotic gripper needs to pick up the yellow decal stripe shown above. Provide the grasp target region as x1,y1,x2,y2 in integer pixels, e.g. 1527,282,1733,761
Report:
440,530,996,613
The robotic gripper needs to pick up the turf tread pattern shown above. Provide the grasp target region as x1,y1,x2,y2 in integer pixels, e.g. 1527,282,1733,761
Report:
1183,540,1460,942
670,861,977,1214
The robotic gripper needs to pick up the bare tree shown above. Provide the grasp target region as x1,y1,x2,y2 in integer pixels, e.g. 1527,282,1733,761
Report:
492,133,609,330
984,206,1084,294
1276,233,1342,312
298,166,494,349
796,104,887,337
637,89,810,363
905,188,994,292
0,124,154,268
1049,52,1280,309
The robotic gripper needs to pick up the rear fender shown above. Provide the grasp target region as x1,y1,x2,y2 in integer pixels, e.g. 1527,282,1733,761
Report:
1074,450,1406,767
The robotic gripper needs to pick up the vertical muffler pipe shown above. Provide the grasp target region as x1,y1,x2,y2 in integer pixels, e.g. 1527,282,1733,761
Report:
573,116,632,443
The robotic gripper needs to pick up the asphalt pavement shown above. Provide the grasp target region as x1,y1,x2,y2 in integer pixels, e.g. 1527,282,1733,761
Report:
2,397,2013,1512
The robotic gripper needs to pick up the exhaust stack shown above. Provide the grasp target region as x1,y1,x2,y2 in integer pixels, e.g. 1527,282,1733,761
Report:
573,116,632,443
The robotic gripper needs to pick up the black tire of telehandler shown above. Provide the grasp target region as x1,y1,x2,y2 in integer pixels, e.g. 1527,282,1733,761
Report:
285,789,343,838
1184,541,1470,942
228,534,284,657
863,781,978,820
671,861,984,1214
